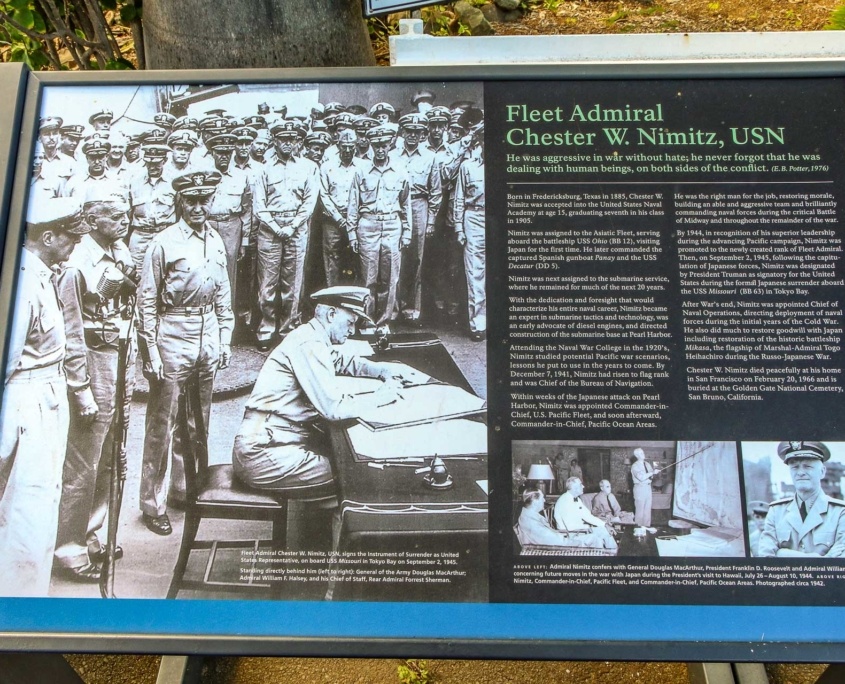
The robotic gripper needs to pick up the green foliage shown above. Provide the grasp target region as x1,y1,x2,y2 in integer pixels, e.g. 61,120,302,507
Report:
637,4,665,17
544,0,563,10
422,6,455,36
605,9,629,25
825,3,845,29
397,660,434,684
0,0,137,70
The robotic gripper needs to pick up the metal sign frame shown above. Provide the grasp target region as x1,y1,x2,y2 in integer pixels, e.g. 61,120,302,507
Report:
3,62,845,662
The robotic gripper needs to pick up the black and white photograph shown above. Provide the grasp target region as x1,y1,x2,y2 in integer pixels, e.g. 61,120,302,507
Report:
742,441,845,559
0,80,488,601
511,440,745,558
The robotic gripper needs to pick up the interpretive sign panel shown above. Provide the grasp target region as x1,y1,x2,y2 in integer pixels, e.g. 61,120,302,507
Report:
1,64,845,661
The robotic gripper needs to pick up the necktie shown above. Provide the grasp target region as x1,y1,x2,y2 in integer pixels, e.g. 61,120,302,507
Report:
800,501,808,522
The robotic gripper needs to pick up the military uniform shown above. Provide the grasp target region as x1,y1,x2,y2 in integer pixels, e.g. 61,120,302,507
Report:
453,150,486,337
54,231,135,573
253,123,319,345
347,126,412,326
233,287,388,493
394,114,442,322
0,199,89,596
64,135,121,200
758,494,845,557
204,134,253,307
127,144,176,272
137,174,233,522
319,130,362,287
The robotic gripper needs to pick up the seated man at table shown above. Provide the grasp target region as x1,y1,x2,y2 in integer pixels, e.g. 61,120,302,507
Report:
553,477,618,550
591,479,623,523
515,489,597,548
233,285,413,497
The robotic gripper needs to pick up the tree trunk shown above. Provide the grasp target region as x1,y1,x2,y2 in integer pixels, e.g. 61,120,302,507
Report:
142,0,375,69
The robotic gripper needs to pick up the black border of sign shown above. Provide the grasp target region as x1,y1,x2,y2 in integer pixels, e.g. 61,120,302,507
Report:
3,62,845,662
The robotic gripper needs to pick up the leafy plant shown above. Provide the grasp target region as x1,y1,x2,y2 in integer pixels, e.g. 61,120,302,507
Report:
605,9,629,25
544,0,563,10
0,0,139,69
398,660,434,684
825,3,845,29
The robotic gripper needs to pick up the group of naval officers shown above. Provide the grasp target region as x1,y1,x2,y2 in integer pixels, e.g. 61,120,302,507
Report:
0,90,485,595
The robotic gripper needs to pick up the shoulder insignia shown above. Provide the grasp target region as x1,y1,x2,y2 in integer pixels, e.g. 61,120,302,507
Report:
769,497,791,506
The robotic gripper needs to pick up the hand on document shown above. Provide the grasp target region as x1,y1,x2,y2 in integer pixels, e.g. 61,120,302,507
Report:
380,362,430,387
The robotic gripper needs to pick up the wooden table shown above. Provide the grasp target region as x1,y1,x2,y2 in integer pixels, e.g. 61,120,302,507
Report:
328,333,488,602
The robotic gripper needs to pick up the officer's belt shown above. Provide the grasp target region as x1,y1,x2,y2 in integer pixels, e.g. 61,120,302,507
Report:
411,193,429,200
270,210,298,218
209,212,242,221
465,204,484,211
161,304,215,316
8,361,64,383
361,212,398,220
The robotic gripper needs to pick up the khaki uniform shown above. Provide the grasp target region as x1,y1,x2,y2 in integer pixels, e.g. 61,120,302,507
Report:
319,155,362,286
137,220,233,517
53,236,135,570
392,146,441,321
347,159,411,325
233,319,384,492
206,166,252,305
127,173,177,271
253,156,319,342
453,153,486,335
0,249,69,596
758,494,845,557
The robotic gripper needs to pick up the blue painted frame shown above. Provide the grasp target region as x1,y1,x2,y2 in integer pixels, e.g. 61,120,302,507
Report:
2,63,845,661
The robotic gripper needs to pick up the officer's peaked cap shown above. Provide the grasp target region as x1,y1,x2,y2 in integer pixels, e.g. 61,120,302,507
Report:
336,129,357,145
168,130,199,148
311,286,374,324
369,102,395,118
270,120,299,138
206,133,237,151
89,109,113,125
367,125,394,143
426,106,451,123
399,113,428,131
172,170,222,197
777,441,831,463
28,197,90,235
60,124,85,138
39,116,63,133
82,135,111,155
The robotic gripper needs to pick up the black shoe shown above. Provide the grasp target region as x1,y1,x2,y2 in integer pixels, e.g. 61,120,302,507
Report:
256,339,272,352
56,562,101,583
89,544,123,563
143,513,173,536
470,330,486,341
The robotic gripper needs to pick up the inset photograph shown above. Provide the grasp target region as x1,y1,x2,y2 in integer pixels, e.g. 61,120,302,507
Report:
742,441,845,559
512,440,745,558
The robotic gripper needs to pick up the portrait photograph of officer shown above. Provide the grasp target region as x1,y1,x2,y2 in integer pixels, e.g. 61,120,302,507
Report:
742,441,845,559
0,80,488,602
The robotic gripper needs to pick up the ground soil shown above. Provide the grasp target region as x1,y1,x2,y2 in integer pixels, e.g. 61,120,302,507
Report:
370,0,841,63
